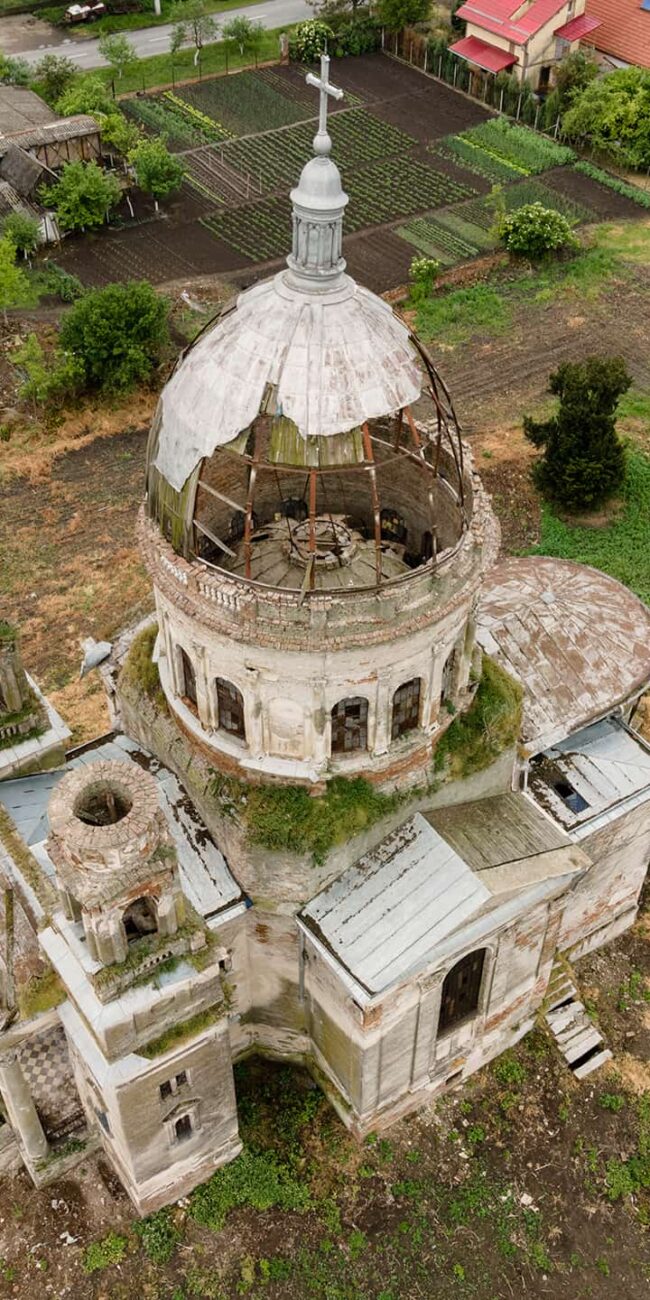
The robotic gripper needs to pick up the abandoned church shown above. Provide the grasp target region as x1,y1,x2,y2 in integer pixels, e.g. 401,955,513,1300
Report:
1,57,650,1216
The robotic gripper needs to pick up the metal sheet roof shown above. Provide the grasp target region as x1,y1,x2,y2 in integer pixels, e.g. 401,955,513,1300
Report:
0,733,243,922
300,813,491,995
457,0,565,42
555,13,601,40
154,271,422,492
450,35,519,70
478,557,650,752
528,716,650,833
427,792,569,871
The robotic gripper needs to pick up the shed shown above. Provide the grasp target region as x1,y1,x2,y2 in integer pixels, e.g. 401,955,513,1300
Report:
0,143,46,198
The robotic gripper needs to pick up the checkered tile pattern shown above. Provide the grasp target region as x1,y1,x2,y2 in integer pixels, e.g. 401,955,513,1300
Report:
19,1026,82,1137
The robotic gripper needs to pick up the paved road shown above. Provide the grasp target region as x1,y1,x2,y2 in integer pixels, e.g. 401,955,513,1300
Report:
18,0,311,68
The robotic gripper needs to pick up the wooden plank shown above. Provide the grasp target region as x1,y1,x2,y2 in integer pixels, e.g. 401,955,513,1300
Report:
194,519,236,559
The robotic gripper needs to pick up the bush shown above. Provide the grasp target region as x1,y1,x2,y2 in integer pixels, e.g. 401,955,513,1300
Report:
32,261,85,303
1,212,39,257
562,66,650,169
128,137,184,203
408,254,440,304
56,75,115,119
46,161,122,232
189,1149,311,1230
0,236,34,314
12,333,84,407
0,53,30,86
335,16,381,54
102,111,142,156
377,0,430,30
134,1208,180,1264
34,52,77,104
59,280,169,394
524,356,631,511
498,202,579,260
289,19,334,62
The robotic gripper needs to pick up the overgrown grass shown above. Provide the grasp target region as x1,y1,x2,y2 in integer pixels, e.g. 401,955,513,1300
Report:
415,283,512,345
83,1232,127,1273
434,657,522,780
138,1005,221,1058
211,772,402,866
530,449,650,605
17,967,65,1020
119,622,167,712
189,1148,311,1229
134,1208,181,1264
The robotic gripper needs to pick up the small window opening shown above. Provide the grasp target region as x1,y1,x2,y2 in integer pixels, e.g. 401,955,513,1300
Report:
439,949,486,1034
553,779,589,814
160,1071,188,1102
331,697,368,753
179,648,197,707
160,1080,173,1101
96,1109,110,1135
216,678,246,740
123,896,157,945
391,679,421,741
175,1114,193,1143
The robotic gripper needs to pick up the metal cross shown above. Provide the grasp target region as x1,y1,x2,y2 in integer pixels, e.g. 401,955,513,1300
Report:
306,53,343,154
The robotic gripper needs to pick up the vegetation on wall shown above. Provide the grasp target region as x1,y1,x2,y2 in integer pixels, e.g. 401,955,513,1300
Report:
138,1005,221,1058
434,658,522,781
17,966,65,1020
120,623,168,712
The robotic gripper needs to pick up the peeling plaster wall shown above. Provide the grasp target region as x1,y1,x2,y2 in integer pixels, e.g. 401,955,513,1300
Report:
559,801,650,958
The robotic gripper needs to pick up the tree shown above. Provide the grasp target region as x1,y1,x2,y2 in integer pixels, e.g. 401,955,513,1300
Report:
128,138,184,209
376,0,430,32
0,53,30,86
524,357,631,511
0,237,33,320
2,212,40,259
170,0,218,66
102,112,141,157
289,19,334,61
59,281,169,394
34,53,77,105
498,203,578,260
46,161,122,233
222,16,264,56
98,32,138,80
562,66,650,169
56,76,115,118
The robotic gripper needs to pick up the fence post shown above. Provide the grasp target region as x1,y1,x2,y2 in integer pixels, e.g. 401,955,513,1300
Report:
453,62,458,86
142,71,145,92
424,47,428,73
516,92,522,120
499,87,504,113
437,55,442,77
381,26,385,50
554,115,560,139
534,104,540,130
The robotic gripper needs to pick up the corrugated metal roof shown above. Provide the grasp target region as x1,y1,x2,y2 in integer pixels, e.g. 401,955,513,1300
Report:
300,814,491,995
450,35,519,70
1,114,100,151
478,557,650,752
155,272,422,493
528,716,650,832
0,733,243,922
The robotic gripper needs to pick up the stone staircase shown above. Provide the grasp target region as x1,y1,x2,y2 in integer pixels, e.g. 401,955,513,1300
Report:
544,958,612,1081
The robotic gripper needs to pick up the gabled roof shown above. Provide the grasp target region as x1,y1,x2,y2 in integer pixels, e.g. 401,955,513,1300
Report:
457,0,566,45
585,0,650,66
0,86,58,136
1,114,100,152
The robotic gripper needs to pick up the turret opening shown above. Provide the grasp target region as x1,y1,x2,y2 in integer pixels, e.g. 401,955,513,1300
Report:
74,781,133,827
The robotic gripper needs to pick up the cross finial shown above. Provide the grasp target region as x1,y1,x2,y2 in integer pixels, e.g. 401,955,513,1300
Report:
305,53,344,157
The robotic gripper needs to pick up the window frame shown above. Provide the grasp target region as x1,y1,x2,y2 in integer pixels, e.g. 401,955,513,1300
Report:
330,696,369,754
391,677,422,741
438,948,487,1036
215,677,246,741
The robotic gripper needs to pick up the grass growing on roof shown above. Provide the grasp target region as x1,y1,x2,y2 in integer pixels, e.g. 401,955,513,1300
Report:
434,658,522,780
18,967,65,1020
138,1006,221,1058
529,449,650,605
119,622,167,713
210,772,402,865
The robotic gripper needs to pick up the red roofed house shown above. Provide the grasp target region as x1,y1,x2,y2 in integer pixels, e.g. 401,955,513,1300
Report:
451,1,602,90
585,0,650,69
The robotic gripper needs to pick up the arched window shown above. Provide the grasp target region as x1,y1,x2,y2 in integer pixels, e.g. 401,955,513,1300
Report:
391,678,421,740
122,896,158,946
439,949,486,1034
331,697,368,754
216,678,246,740
179,647,197,707
380,508,407,546
441,649,456,704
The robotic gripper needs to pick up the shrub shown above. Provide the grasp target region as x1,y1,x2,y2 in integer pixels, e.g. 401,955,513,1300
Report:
377,0,430,30
134,1208,181,1264
498,202,579,260
83,1232,127,1273
12,333,84,407
32,261,85,303
335,17,381,55
1,212,39,258
34,53,77,104
0,236,34,314
128,137,184,203
0,53,30,86
524,356,631,511
59,280,169,393
408,254,440,303
562,66,650,169
56,75,115,118
46,161,122,232
434,657,522,780
102,111,142,156
289,20,334,62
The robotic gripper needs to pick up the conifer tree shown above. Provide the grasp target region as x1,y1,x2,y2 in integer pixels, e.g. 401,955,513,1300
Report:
524,357,630,510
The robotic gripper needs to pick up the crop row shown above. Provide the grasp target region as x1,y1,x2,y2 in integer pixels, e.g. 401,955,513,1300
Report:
125,97,207,149
454,177,591,232
203,196,291,261
432,136,524,184
163,91,232,143
398,216,483,265
180,70,311,136
344,156,476,232
458,118,575,176
220,108,417,195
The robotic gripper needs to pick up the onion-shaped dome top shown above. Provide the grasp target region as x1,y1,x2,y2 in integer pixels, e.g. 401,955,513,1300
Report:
153,273,422,493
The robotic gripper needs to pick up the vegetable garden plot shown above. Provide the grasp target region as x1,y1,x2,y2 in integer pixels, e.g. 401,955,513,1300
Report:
220,109,418,196
431,136,524,184
456,118,575,176
454,178,592,233
202,195,291,262
178,71,313,136
255,65,360,111
397,215,485,265
344,156,477,232
125,97,209,151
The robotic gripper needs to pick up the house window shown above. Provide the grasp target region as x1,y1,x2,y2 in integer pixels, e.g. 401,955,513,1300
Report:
122,896,157,945
175,1114,193,1143
439,949,486,1034
331,697,368,753
160,1071,189,1102
216,678,246,739
392,679,421,740
179,647,197,707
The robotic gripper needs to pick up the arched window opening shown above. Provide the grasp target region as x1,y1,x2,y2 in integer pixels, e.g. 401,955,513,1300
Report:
421,530,434,563
331,697,368,754
439,949,486,1034
122,896,158,946
441,649,456,704
391,679,421,741
283,497,308,523
216,678,246,740
179,648,197,708
174,1113,193,1143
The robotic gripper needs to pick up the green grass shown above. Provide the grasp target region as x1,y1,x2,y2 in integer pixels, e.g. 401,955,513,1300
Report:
189,1148,311,1230
83,1232,127,1273
530,450,650,605
138,1006,221,1058
458,118,575,176
434,657,522,780
415,282,512,345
